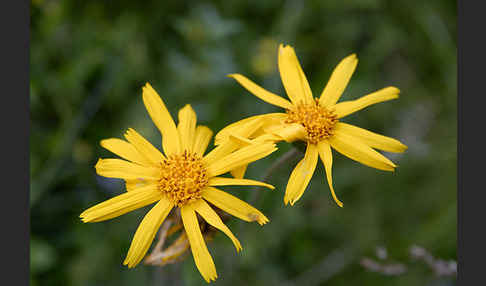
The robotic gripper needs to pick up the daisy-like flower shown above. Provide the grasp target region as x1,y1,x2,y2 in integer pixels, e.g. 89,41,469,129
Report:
80,83,277,282
215,44,407,207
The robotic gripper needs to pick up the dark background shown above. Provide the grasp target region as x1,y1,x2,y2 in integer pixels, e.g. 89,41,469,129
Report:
30,0,456,285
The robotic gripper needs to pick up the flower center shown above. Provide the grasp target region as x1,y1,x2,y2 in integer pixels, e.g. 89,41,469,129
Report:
285,98,338,144
158,151,209,207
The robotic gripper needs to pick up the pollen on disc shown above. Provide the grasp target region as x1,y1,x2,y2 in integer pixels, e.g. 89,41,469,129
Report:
285,98,338,144
158,151,209,207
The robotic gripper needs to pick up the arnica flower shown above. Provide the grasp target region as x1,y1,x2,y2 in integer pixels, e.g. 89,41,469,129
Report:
80,83,277,282
215,44,407,207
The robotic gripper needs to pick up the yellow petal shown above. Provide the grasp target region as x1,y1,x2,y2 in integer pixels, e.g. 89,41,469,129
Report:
81,183,157,214
333,86,400,118
100,138,151,166
228,73,293,109
80,184,162,222
193,200,242,252
209,177,274,190
278,44,314,104
177,104,197,152
142,83,181,155
317,141,343,208
250,132,282,143
124,128,165,164
214,113,288,146
284,143,319,206
123,198,173,268
202,187,269,225
206,143,277,177
329,131,397,171
319,54,358,107
266,123,306,143
125,178,151,191
230,165,247,179
334,122,407,153
180,204,218,283
227,132,282,149
193,125,213,156
228,134,254,147
214,114,269,146
205,117,268,165
95,158,161,180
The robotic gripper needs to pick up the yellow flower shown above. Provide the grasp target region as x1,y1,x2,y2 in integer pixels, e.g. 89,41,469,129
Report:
215,44,407,207
80,83,277,283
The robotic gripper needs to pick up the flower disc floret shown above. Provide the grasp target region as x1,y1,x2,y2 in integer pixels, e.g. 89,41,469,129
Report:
285,98,338,144
159,151,209,207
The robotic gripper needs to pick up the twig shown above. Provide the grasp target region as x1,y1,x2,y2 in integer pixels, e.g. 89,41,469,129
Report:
360,258,407,276
360,244,456,278
144,219,174,265
409,245,457,277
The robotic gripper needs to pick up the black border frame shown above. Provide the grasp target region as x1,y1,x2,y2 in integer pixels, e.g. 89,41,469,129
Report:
457,0,485,285
3,0,30,285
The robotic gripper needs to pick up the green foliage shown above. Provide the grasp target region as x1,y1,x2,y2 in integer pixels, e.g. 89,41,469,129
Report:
31,0,456,285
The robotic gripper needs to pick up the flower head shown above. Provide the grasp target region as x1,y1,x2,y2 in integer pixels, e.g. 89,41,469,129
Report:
80,83,277,282
216,44,407,207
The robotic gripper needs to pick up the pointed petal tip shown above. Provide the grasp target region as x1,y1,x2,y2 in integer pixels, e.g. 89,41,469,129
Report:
279,43,295,54
142,82,158,96
144,82,152,89
126,127,136,133
287,197,297,206
181,103,193,110
250,212,269,225
258,220,268,226
204,272,218,283
123,258,137,268
388,86,401,94
94,158,103,168
283,196,289,205
278,43,294,54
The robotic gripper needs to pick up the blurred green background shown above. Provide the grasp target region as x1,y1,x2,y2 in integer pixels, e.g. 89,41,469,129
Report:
30,0,456,285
